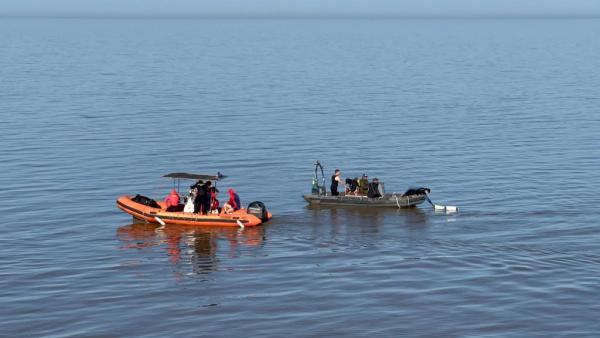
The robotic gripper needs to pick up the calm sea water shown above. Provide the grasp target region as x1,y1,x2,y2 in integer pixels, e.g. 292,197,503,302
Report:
1,18,600,337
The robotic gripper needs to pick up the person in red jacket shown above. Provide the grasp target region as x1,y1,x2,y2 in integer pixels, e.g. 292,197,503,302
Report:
209,187,220,214
164,189,180,212
223,188,241,214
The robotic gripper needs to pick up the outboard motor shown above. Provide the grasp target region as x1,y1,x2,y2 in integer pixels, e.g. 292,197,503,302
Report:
247,201,269,222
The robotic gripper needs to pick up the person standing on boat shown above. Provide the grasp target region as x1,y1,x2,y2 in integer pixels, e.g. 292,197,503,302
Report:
200,181,212,215
191,180,204,214
330,169,343,196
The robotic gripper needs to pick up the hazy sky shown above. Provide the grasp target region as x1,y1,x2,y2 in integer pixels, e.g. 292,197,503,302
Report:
1,0,599,17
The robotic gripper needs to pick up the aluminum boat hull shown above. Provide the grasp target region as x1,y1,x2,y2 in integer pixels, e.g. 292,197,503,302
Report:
302,193,426,208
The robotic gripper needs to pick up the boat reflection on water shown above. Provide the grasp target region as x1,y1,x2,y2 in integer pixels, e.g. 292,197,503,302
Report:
305,204,430,236
116,222,265,275
306,204,428,224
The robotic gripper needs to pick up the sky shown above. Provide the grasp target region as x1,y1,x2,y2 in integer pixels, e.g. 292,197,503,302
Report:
1,0,599,18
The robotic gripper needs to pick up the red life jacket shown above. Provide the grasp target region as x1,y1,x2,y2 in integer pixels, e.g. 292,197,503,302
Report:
227,189,240,210
211,191,219,209
165,190,180,207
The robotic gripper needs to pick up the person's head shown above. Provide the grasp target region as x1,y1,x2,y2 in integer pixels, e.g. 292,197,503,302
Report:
191,180,203,189
204,181,212,188
228,188,236,196
373,178,379,184
334,169,341,176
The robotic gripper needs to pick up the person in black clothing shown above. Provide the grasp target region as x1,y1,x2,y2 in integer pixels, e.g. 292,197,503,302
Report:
190,180,203,191
367,178,382,198
201,181,212,215
193,181,213,215
330,169,342,196
191,180,204,213
345,177,358,195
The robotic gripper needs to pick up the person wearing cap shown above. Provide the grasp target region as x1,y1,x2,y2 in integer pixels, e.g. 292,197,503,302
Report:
223,188,241,214
164,189,181,212
358,173,369,195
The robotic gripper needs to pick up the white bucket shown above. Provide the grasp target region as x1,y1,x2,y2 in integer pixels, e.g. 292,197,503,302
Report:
433,205,458,214
445,206,458,213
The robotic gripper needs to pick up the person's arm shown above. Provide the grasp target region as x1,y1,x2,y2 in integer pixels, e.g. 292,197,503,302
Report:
337,176,346,188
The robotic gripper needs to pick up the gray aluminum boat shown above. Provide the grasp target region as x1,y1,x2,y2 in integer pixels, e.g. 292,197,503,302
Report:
303,161,430,209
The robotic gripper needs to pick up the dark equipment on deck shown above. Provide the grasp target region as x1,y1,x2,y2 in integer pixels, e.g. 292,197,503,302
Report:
132,194,161,208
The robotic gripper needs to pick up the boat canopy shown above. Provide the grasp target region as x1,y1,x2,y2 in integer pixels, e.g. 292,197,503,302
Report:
163,172,226,181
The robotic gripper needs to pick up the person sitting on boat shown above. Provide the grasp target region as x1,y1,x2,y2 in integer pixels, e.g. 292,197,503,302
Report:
164,189,181,212
367,178,383,198
358,174,369,195
209,187,220,214
330,169,343,196
183,189,196,213
345,177,358,195
223,188,241,214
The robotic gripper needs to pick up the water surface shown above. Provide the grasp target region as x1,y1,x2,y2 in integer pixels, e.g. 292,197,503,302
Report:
1,18,600,337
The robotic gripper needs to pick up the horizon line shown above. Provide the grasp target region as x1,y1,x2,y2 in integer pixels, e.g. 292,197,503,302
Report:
2,13,600,20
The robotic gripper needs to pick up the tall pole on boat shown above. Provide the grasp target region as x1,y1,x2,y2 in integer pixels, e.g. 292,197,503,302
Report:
314,160,325,195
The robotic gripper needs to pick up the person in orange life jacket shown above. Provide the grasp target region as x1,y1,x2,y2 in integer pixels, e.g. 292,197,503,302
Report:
164,189,181,212
223,188,241,214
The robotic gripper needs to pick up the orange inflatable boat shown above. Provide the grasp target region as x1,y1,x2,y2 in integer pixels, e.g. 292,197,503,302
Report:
116,172,272,227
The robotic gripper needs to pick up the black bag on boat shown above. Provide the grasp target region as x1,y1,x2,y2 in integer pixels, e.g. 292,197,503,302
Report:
132,194,161,208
